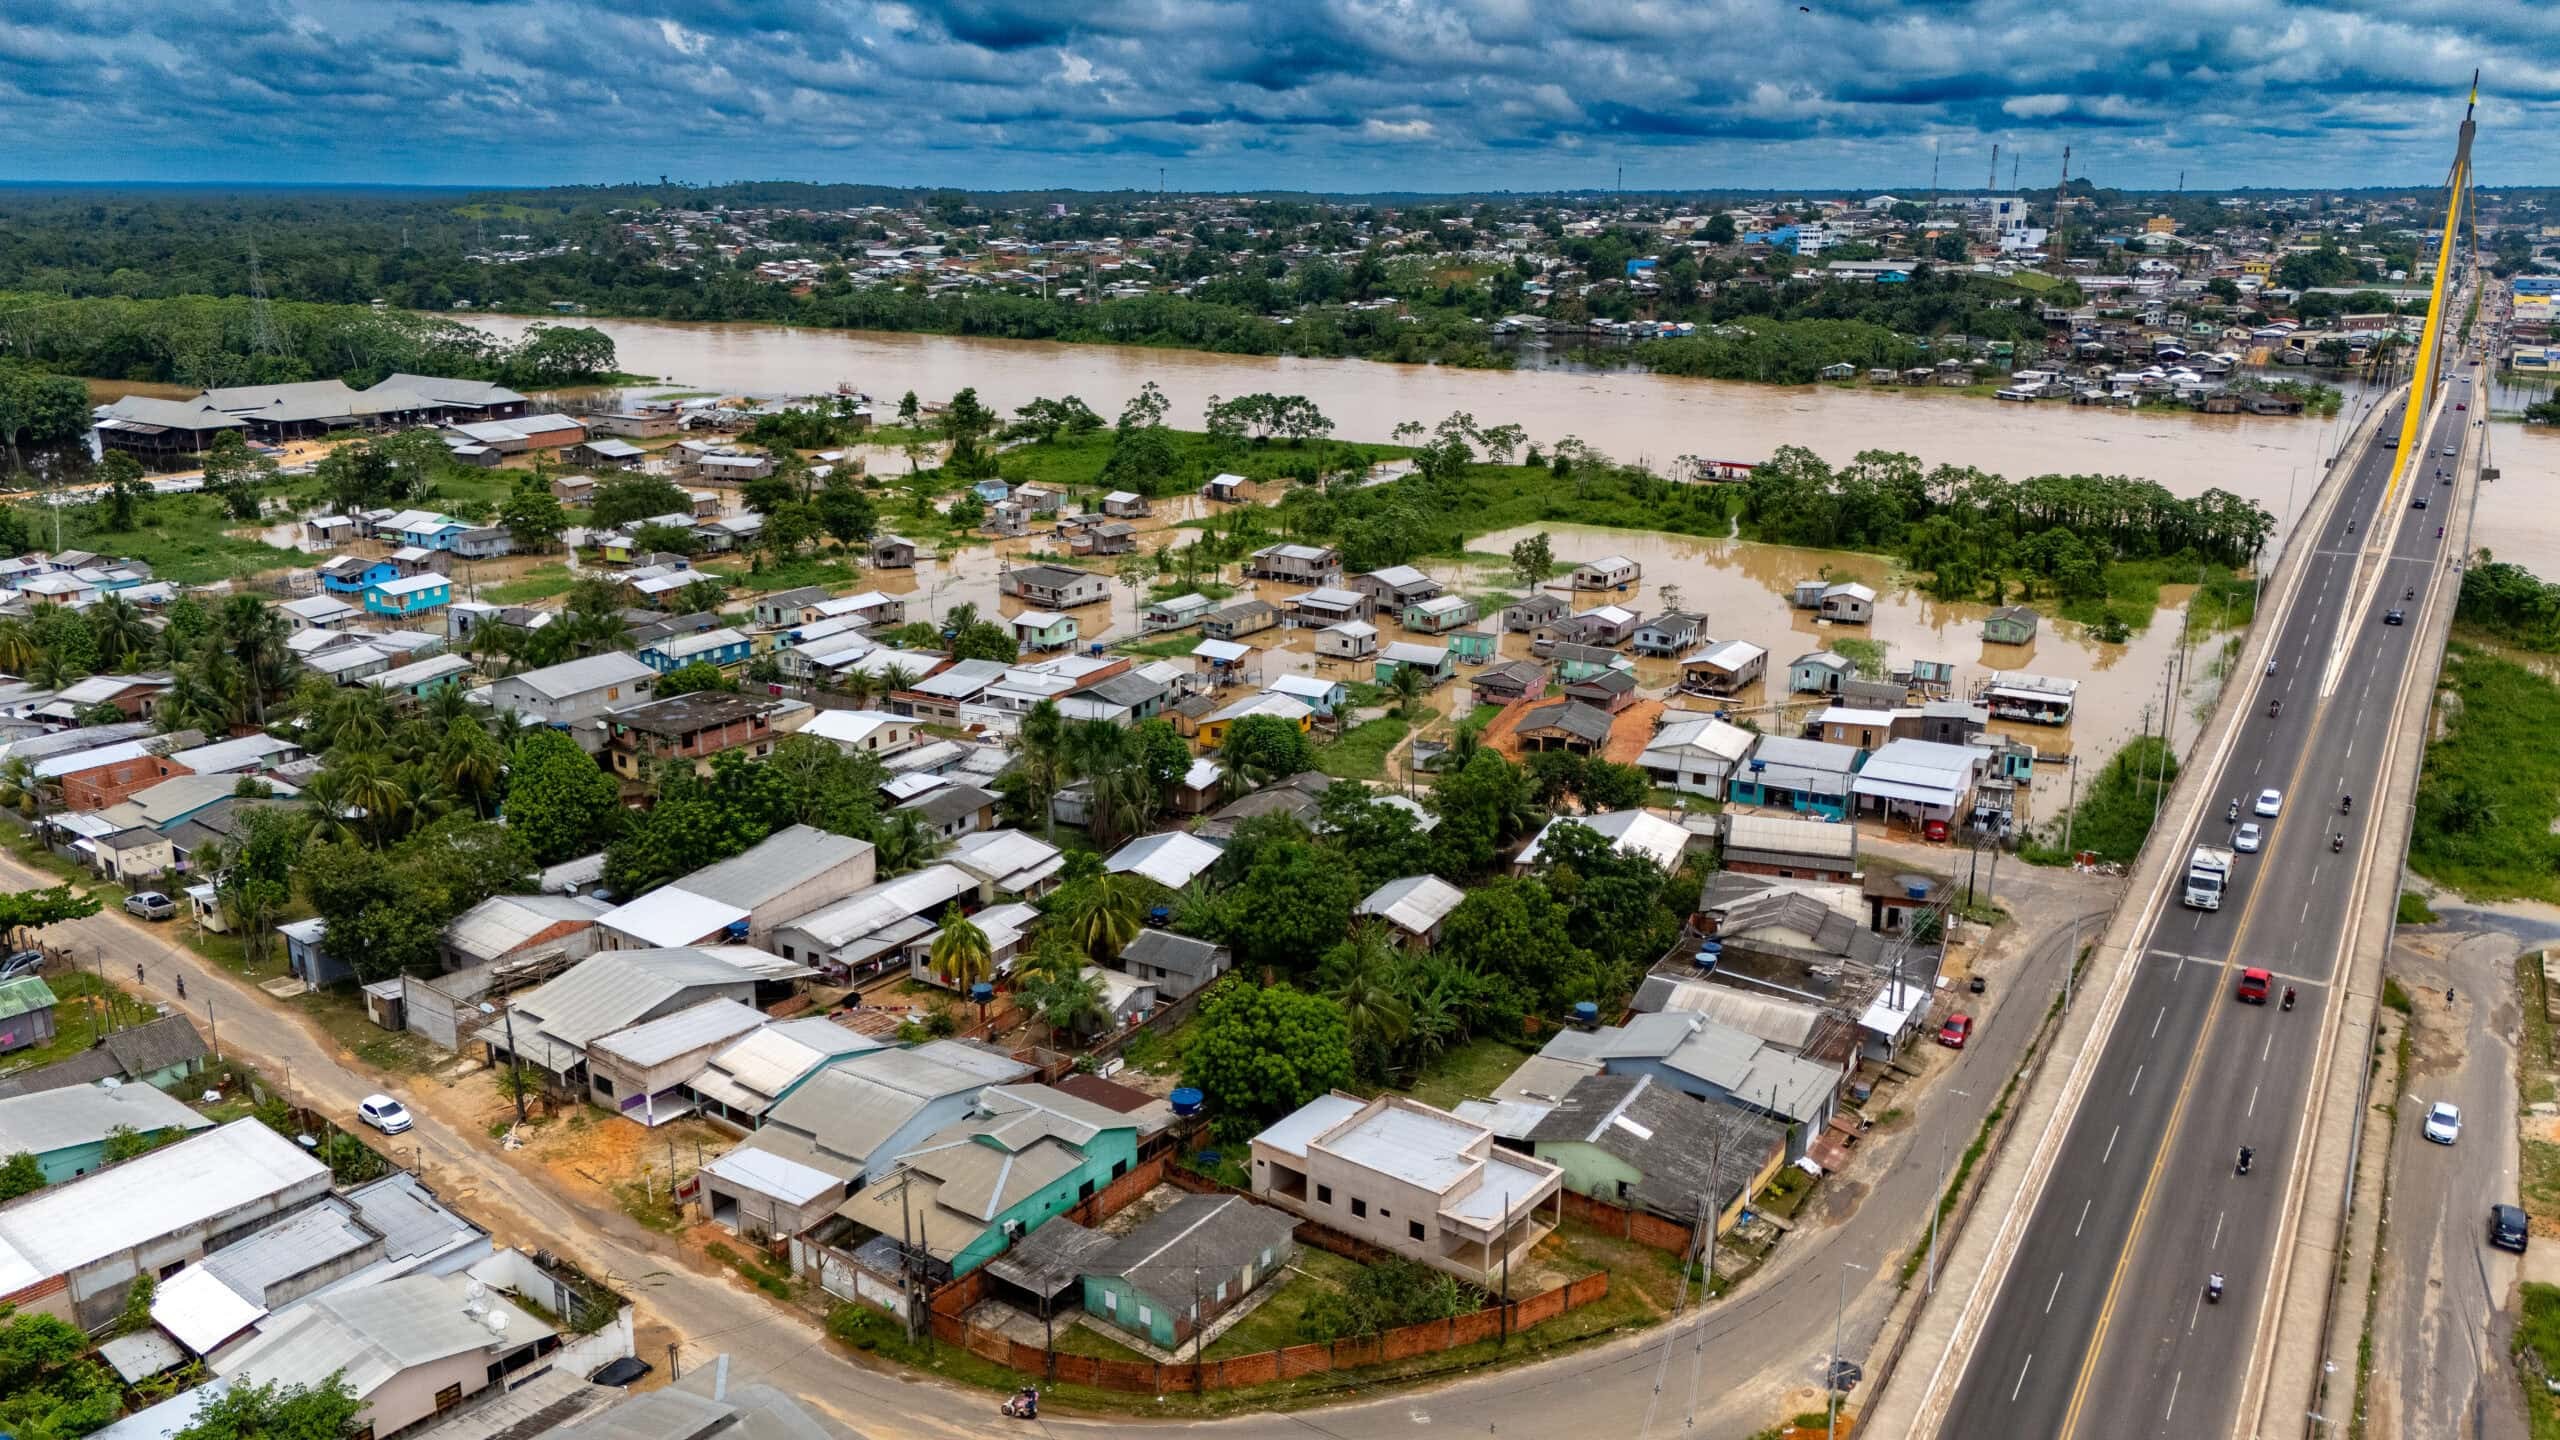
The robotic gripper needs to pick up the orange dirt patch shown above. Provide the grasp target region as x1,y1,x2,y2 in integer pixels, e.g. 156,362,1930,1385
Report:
1476,697,1537,759
1601,699,1664,766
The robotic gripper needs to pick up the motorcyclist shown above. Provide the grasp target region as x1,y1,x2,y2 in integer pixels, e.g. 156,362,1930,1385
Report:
2227,799,2241,822
2236,1145,2253,1173
2208,1272,2226,1302
2341,794,2353,815
2269,699,2281,718
2283,986,2297,1009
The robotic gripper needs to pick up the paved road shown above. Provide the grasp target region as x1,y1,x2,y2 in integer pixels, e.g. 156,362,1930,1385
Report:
2370,929,2527,1440
1942,352,2478,1435
6,848,2110,1438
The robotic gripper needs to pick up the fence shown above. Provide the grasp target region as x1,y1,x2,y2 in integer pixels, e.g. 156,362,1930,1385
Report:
910,1150,1609,1391
1556,1187,1699,1254
928,1263,1609,1393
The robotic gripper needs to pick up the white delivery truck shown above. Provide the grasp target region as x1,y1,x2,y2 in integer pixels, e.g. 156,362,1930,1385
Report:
2183,846,2235,910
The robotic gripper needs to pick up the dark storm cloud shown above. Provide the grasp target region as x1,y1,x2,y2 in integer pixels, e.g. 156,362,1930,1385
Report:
2,0,2550,188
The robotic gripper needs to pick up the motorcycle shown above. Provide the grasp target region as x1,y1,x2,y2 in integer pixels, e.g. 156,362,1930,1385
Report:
2268,700,2281,719
2406,588,2415,602
2236,1146,2253,1176
1001,1387,1040,1420
2283,987,2297,1011
2207,1273,2226,1304
2227,800,2241,823
2266,660,2277,677
2332,833,2344,853
2341,795,2353,816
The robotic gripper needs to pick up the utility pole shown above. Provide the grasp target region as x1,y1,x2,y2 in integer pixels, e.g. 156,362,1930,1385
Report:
1987,142,1999,195
1828,1259,1868,1440
1927,1090,1971,1293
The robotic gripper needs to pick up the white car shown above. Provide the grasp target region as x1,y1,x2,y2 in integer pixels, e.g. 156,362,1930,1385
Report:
2424,1101,2461,1145
2234,823,2264,853
2254,788,2284,818
357,1094,413,1136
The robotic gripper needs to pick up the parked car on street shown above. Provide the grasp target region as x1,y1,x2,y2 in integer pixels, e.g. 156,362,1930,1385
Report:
123,891,175,921
357,1094,413,1135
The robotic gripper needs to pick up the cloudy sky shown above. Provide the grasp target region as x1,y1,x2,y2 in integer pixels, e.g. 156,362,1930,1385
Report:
5,0,2549,193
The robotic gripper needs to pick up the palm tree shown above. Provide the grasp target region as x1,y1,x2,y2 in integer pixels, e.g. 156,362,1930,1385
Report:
874,663,919,696
331,752,411,848
1386,661,1426,719
298,768,358,845
1012,699,1068,840
421,679,476,732
927,905,995,993
316,686,394,752
873,811,945,876
87,595,150,672
1321,927,1413,1076
1031,970,1110,1043
1050,872,1149,965
441,718,504,819
24,650,84,691
0,755,51,825
839,668,880,710
0,617,35,674
216,594,291,725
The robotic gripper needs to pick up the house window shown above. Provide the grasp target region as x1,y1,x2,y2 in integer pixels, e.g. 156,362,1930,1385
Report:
594,1076,616,1097
1113,1159,1128,1179
1214,1281,1227,1303
434,1383,463,1415
1136,1303,1153,1327
1350,1198,1367,1219
1103,1291,1118,1313
1316,1184,1332,1205
1080,1179,1096,1201
1261,1248,1273,1266
1410,1221,1426,1241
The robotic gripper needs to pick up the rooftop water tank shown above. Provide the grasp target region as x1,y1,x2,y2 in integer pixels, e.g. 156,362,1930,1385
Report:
1572,1001,1600,1026
1170,1087,1203,1117
970,982,995,1004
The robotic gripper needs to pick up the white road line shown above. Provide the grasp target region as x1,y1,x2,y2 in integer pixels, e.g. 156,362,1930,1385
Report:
2152,1006,2166,1039
2166,1370,2183,1419
2047,1271,2065,1314
2128,1064,2144,1096
2263,1033,2273,1063
2301,898,2313,924
2104,1125,2121,1165
2212,1211,2225,1250
2012,1354,2034,1403
2077,1198,2092,1236
2249,1084,2260,1117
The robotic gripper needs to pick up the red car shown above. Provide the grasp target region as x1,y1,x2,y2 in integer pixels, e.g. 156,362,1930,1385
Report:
1939,1014,1974,1049
2237,967,2272,1004
2456,402,2468,411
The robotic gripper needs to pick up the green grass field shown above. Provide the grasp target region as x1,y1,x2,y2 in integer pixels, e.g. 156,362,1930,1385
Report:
22,493,302,584
2409,644,2560,902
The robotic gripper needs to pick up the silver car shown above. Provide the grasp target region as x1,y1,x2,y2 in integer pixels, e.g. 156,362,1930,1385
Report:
2424,1101,2462,1145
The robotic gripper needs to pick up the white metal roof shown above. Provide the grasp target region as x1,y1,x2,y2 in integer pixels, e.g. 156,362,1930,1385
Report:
1640,716,1754,765
781,865,976,951
0,1121,327,1292
0,1082,211,1158
590,997,769,1069
1380,641,1448,665
599,886,748,947
368,572,448,597
1192,638,1251,663
1517,809,1690,871
1357,874,1466,935
1106,830,1224,889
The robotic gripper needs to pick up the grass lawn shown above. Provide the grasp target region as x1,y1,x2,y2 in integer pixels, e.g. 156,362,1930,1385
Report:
1201,1249,1367,1360
1398,1036,1537,1111
481,563,577,603
290,989,445,1075
1110,633,1206,661
702,555,863,593
2410,644,2560,901
0,970,152,1072
2517,1283,2560,1439
1044,1319,1156,1363
21,493,302,584
1315,712,1413,781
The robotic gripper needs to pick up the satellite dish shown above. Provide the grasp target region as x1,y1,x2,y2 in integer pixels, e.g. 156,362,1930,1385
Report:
463,1280,490,1315
483,1310,510,1335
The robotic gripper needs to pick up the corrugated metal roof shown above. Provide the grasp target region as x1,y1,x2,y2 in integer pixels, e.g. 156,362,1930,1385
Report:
200,1196,372,1303
1105,831,1222,889
511,949,763,1060
497,652,657,702
343,1171,485,1263
220,1271,550,1397
0,1121,328,1283
1356,875,1465,935
781,865,975,952
679,824,872,911
0,1080,210,1157
694,1017,882,1114
445,893,611,963
598,887,748,947
590,998,768,1069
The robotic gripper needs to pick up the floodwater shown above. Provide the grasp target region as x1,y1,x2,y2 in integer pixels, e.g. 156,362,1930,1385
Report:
464,313,2343,536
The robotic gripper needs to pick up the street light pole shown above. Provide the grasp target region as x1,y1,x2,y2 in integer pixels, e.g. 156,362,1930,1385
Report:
1927,1091,1971,1295
1828,1259,1867,1440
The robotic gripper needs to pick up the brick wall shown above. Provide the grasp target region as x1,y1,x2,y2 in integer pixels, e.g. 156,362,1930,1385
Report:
60,756,187,811
1556,1187,1701,1254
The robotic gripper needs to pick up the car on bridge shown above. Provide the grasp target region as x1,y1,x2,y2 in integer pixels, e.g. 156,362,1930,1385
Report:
2414,495,2429,509
2424,1101,2462,1145
2385,609,2406,626
2254,788,2284,818
2234,822,2264,853
2237,967,2273,1004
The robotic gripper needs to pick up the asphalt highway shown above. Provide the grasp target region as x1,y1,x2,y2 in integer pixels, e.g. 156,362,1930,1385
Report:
1942,355,2475,1437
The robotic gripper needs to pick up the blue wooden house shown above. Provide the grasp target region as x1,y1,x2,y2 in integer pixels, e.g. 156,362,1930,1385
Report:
972,479,1013,504
392,511,474,551
278,917,351,987
363,572,453,619
1723,736,1859,821
1788,650,1852,696
1375,641,1454,689
1445,630,1498,666
321,557,400,596
638,626,754,674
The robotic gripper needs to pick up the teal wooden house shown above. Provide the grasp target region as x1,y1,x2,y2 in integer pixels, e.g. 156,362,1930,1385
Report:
0,1081,212,1182
1445,630,1497,666
1083,1194,1300,1349
839,1084,1137,1279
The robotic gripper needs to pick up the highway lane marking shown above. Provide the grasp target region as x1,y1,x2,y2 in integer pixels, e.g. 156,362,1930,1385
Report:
2012,1354,2034,1402
2128,1064,2144,1096
2248,1083,2260,1117
2077,1199,2091,1236
2152,1006,2166,1039
2301,898,2313,924
2263,1033,2274,1063
2104,1125,2120,1165
2166,1370,2183,1420
2047,1271,2065,1313
2212,1211,2224,1251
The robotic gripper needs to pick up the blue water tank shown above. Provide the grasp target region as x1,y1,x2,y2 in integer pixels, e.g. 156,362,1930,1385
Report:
724,918,751,939
1572,1001,1600,1026
970,982,995,1004
1170,1087,1204,1116
1905,883,1928,901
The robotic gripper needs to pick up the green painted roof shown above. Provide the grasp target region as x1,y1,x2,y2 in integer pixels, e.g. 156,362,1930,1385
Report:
0,977,59,1021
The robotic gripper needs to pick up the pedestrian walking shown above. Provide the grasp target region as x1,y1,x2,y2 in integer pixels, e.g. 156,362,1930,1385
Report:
175,974,186,1001
135,962,145,986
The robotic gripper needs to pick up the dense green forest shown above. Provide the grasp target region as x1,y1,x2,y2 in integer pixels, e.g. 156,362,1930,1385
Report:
0,293,618,392
0,185,2067,376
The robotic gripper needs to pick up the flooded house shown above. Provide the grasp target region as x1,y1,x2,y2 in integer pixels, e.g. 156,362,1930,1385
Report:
1570,554,1642,592
1680,639,1768,697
